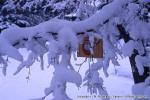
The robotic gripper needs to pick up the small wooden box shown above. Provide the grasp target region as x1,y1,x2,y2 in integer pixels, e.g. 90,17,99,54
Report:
77,37,103,58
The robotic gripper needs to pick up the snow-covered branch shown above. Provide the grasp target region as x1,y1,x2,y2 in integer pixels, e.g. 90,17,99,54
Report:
0,0,128,63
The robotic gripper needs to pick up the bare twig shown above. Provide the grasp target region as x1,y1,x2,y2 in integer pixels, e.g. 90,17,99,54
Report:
76,58,88,72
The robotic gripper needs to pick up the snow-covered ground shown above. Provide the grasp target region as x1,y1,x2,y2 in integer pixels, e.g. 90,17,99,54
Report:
0,49,134,100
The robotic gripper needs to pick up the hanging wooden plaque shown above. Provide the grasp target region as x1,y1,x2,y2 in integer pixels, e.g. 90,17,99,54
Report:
77,36,103,58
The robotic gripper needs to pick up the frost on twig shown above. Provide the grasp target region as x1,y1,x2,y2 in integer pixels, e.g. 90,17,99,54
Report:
47,40,61,65
83,61,109,100
14,38,48,75
13,52,36,75
25,39,47,70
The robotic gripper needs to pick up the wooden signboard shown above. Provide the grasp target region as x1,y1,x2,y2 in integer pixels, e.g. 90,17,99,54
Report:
77,36,103,58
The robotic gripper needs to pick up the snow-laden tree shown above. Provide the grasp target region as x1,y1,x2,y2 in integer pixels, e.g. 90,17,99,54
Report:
0,0,80,29
0,0,150,100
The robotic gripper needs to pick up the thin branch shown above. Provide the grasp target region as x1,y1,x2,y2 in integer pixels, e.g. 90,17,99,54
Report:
76,58,88,72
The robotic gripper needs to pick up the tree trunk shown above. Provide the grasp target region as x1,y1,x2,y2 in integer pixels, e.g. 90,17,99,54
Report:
117,24,150,83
